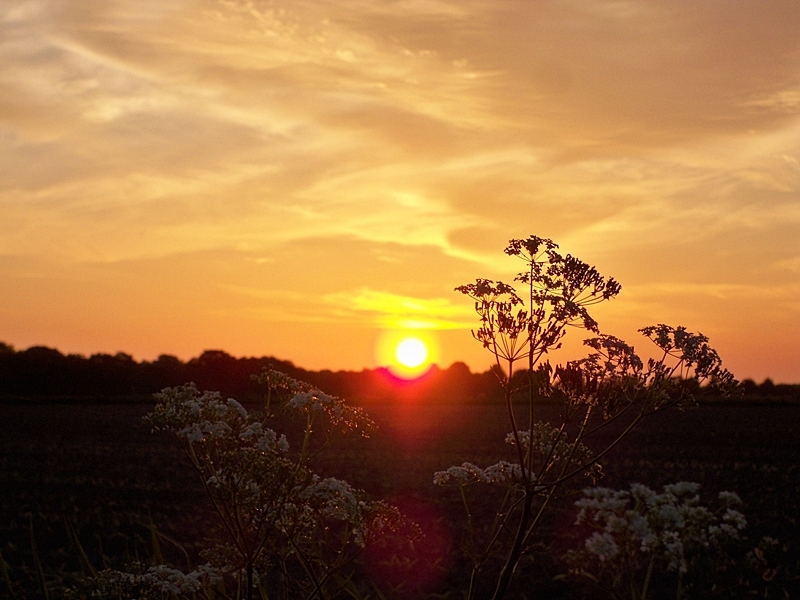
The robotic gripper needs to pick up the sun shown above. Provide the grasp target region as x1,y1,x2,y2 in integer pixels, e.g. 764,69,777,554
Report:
395,336,429,369
375,330,438,379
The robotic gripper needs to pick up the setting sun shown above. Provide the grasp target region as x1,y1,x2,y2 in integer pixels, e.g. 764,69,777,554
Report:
375,330,438,379
395,336,429,369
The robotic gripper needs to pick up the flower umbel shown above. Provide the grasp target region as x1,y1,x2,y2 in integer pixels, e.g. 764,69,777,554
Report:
141,372,400,600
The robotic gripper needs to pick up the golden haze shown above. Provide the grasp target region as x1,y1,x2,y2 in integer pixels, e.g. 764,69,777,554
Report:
1,1,800,381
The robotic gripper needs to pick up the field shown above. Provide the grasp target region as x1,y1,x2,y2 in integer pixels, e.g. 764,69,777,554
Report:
2,399,799,598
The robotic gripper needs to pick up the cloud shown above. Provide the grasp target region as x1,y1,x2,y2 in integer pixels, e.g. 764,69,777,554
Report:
322,287,474,329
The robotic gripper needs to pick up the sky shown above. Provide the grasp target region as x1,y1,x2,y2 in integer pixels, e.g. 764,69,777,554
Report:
2,0,800,382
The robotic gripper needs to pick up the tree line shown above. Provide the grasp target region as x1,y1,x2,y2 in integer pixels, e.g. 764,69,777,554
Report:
0,342,795,403
0,342,501,403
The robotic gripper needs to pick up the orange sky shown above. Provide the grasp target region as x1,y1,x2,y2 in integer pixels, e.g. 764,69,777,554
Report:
2,1,800,382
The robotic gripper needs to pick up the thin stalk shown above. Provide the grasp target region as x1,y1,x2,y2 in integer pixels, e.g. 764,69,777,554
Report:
0,550,14,598
545,413,645,488
246,562,254,600
468,490,524,599
295,413,314,473
504,360,529,483
490,488,534,600
640,554,655,600
459,485,476,558
583,394,638,437
302,544,368,600
534,422,568,482
28,514,49,600
186,444,247,557
478,488,520,559
231,481,253,564
64,518,97,577
520,407,594,553
288,537,326,600
466,567,480,600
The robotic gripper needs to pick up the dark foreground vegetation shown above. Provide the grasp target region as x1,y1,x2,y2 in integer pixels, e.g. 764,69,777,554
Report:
1,397,799,598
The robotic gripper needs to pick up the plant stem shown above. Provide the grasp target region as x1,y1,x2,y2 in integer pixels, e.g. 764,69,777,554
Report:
641,554,655,600
490,488,534,600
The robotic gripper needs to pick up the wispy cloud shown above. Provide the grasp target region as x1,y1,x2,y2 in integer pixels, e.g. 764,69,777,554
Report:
323,288,474,329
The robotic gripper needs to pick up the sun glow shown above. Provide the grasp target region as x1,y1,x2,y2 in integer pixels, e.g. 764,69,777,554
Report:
376,330,438,379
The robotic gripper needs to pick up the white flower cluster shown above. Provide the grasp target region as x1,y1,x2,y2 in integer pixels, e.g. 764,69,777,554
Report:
142,564,214,595
145,384,288,456
289,390,345,417
256,368,376,435
584,531,620,562
275,477,405,550
433,460,524,486
86,563,221,599
508,423,593,466
435,424,597,488
238,421,289,454
301,476,361,521
572,482,746,574
353,500,406,548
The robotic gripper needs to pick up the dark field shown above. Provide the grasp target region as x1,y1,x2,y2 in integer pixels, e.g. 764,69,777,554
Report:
2,400,799,598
